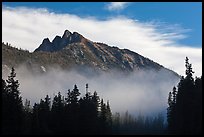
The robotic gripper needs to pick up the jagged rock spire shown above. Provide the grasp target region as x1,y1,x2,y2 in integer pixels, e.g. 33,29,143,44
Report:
34,30,87,52
62,30,72,38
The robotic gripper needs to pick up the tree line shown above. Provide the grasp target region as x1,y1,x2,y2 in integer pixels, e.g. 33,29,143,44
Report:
1,57,202,135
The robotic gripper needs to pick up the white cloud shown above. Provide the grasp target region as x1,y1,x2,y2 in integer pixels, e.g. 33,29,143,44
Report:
106,2,129,11
2,6,202,77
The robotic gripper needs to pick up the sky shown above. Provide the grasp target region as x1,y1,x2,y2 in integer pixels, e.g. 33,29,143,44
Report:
2,2,202,76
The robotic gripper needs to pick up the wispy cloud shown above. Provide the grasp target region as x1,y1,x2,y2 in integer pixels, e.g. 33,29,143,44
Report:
2,6,202,77
106,2,129,11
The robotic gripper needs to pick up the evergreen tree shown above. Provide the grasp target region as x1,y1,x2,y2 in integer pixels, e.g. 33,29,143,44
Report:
3,67,23,134
185,57,194,81
22,99,32,134
66,85,80,105
51,92,64,134
112,112,121,134
31,103,40,134
99,99,106,133
172,86,177,104
99,99,112,134
167,91,173,133
106,100,112,130
2,79,9,134
92,91,100,115
64,85,81,134
194,76,202,134
44,95,51,111
167,57,202,135
78,89,100,134
38,95,51,134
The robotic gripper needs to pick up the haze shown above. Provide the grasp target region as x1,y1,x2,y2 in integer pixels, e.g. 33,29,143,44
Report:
3,65,180,118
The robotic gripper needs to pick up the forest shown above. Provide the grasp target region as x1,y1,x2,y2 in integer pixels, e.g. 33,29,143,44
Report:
1,57,202,135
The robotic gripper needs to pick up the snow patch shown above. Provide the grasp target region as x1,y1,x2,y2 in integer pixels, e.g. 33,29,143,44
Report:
41,66,46,72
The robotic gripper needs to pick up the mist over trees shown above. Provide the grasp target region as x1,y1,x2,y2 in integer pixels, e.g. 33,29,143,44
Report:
1,57,202,135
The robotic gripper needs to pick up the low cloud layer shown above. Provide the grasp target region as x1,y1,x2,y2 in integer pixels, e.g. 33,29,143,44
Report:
2,65,180,118
2,6,202,77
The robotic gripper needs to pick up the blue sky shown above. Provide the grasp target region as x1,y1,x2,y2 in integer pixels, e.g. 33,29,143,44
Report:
3,2,202,47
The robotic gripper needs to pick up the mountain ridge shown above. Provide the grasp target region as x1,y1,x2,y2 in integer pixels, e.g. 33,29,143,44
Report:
2,30,179,78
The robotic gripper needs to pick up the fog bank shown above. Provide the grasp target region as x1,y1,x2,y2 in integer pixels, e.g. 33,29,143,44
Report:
3,66,179,118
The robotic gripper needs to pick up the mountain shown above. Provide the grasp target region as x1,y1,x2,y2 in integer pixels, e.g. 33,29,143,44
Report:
34,30,86,52
2,30,179,77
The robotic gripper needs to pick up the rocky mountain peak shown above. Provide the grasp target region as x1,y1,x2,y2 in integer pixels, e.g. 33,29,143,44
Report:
34,30,88,52
42,38,51,44
72,32,85,43
52,36,61,43
62,30,72,38
36,38,52,52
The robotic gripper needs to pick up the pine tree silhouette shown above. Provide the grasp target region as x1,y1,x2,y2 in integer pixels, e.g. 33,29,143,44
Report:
2,67,23,134
167,57,202,134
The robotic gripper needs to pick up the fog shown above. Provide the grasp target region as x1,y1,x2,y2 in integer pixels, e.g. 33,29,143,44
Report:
3,65,180,119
